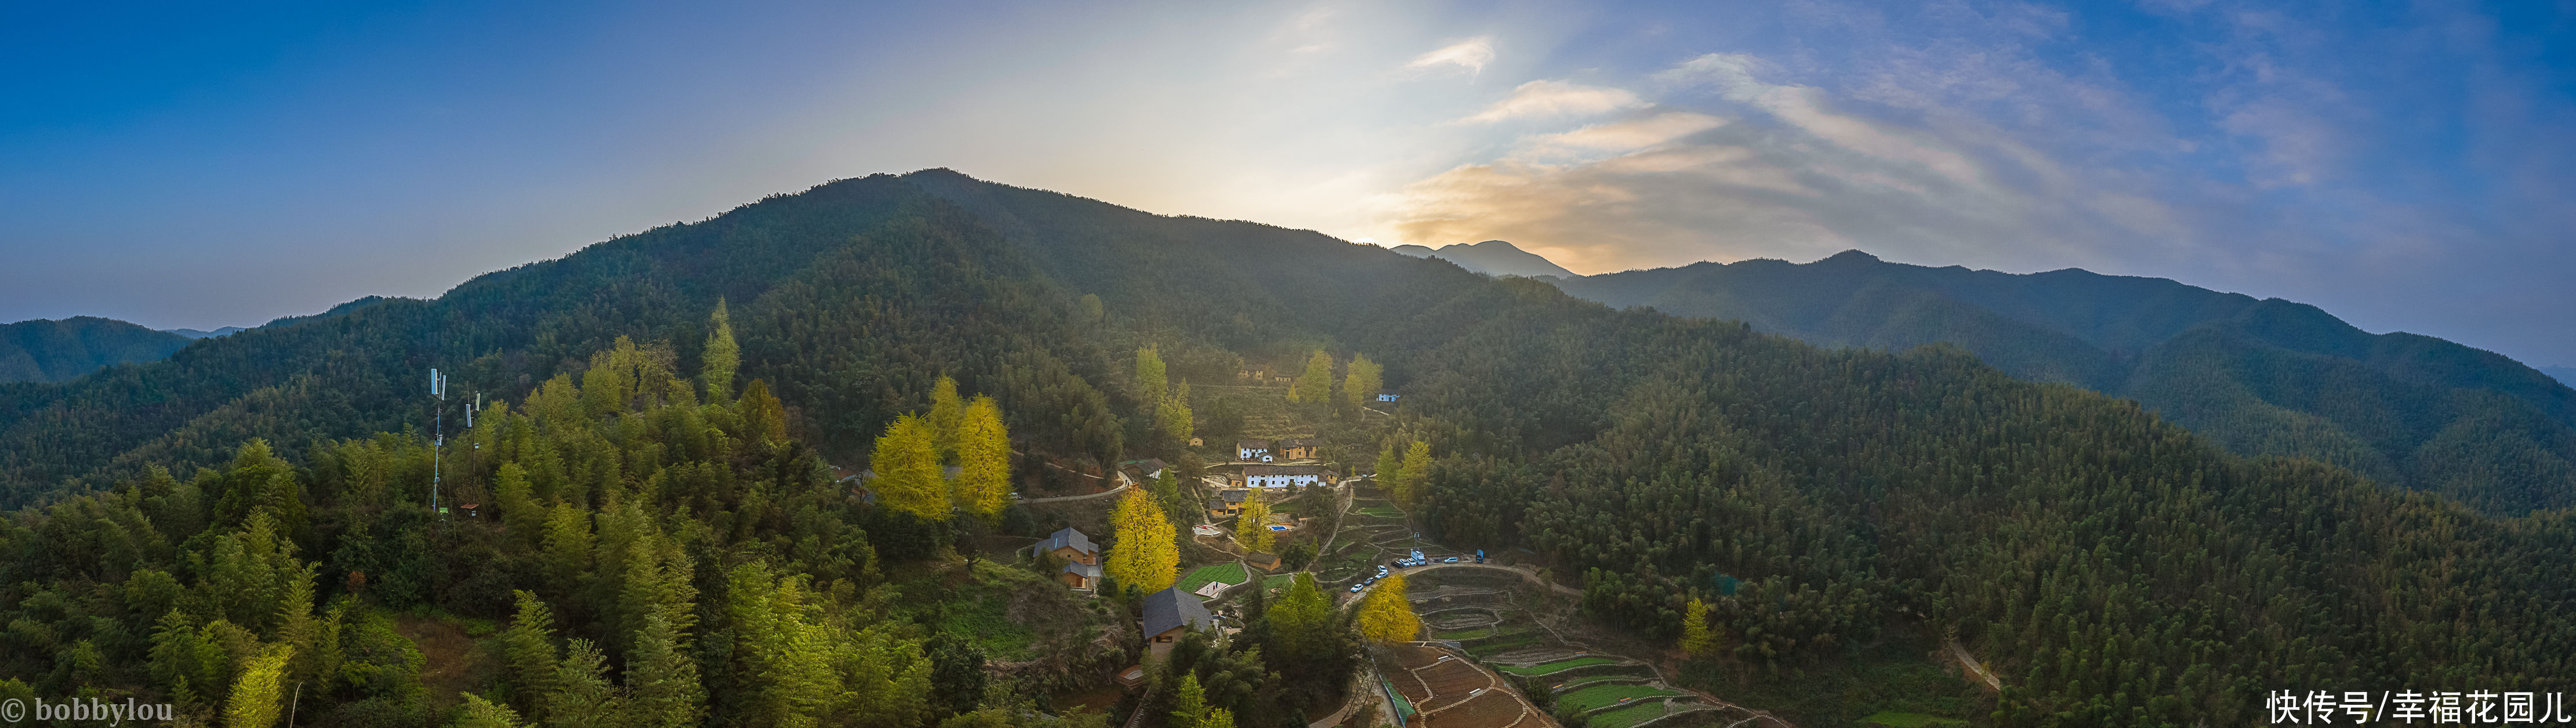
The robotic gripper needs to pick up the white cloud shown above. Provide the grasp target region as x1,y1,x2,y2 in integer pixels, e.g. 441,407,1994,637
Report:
1660,53,1990,188
1406,37,1495,75
1521,113,1729,155
1458,80,1648,124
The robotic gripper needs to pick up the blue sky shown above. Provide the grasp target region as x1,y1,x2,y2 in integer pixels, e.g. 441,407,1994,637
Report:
3,1,2573,367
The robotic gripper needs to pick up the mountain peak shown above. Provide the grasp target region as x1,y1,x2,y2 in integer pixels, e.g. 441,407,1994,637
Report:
1387,240,1579,279
1817,249,1882,265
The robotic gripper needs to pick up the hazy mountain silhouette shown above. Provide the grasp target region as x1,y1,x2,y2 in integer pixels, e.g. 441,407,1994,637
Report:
1388,240,1579,279
0,317,194,383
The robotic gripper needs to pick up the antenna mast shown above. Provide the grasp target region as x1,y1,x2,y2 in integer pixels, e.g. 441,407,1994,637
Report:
430,368,446,519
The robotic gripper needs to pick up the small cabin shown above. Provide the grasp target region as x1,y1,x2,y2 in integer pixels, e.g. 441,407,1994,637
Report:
1247,552,1282,572
1058,562,1103,590
1276,437,1323,460
1142,587,1216,657
1033,527,1100,566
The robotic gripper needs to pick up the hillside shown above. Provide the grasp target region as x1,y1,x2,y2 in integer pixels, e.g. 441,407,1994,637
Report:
1387,240,1579,279
0,171,2573,726
0,316,194,383
1553,251,2576,516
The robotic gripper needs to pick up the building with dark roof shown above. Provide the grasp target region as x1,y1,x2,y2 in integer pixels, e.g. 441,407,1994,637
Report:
1141,586,1216,656
1059,562,1104,590
1236,439,1274,462
1033,527,1099,566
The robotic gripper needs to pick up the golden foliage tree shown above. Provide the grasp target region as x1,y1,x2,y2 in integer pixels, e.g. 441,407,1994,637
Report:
1295,349,1334,404
1356,573,1421,643
1342,353,1383,408
224,643,295,728
1106,490,1178,591
871,414,949,521
952,395,1012,522
1679,597,1717,658
1233,490,1274,553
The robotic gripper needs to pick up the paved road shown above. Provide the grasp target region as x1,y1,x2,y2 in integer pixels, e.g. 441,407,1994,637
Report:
1015,483,1129,504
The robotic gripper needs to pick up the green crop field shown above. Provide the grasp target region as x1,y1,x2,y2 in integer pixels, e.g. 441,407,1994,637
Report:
1858,712,1970,727
1498,657,1617,676
1584,701,1670,728
1559,684,1682,713
1176,562,1250,593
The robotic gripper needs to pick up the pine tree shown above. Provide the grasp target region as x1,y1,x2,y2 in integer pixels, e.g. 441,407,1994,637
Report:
1679,597,1715,658
455,694,529,728
546,639,624,728
1296,350,1334,404
953,395,1013,522
701,299,739,403
1268,574,1331,662
498,591,562,718
1342,353,1383,408
927,375,964,460
1136,346,1169,407
1356,573,1420,643
223,643,293,728
1234,490,1274,554
872,414,950,521
1169,672,1210,728
1106,490,1178,591
1152,470,1189,523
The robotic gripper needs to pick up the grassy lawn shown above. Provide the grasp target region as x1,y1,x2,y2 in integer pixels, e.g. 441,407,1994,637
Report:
1356,506,1403,517
1261,573,1298,592
1497,657,1617,676
1559,684,1682,713
1547,673,1633,691
1176,562,1250,593
1859,712,1970,727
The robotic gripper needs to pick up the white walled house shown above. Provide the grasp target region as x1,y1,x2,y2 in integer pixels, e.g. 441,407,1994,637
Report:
1236,439,1274,462
1243,464,1334,489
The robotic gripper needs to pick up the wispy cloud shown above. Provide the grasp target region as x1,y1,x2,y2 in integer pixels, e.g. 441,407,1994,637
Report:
1457,80,1648,124
1406,36,1494,75
1521,112,1729,155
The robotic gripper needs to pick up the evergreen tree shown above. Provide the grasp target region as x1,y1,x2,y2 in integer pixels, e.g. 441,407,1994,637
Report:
1169,672,1210,728
1342,353,1383,408
1356,574,1420,644
1079,294,1105,324
1204,708,1236,728
1266,574,1331,663
1106,490,1179,591
497,591,561,718
1159,380,1195,441
223,643,293,728
872,414,950,521
739,379,789,447
927,375,964,460
1151,470,1189,525
702,299,739,403
546,639,624,728
624,613,704,728
954,395,1013,522
1394,441,1430,508
456,694,529,728
1296,350,1334,404
1373,441,1398,490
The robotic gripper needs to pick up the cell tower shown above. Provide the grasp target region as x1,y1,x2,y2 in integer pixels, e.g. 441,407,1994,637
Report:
430,368,447,519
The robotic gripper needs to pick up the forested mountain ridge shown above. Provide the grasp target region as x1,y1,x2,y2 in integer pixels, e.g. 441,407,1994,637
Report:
0,316,194,384
1551,250,2576,516
1385,240,1579,279
1,171,2573,726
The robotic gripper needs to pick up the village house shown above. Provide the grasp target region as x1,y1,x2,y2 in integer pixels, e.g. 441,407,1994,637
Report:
1121,458,1173,481
1204,488,1250,519
1376,390,1401,403
1275,437,1322,460
1033,527,1102,589
1247,552,1282,572
1142,587,1216,657
1243,464,1335,490
1236,439,1274,462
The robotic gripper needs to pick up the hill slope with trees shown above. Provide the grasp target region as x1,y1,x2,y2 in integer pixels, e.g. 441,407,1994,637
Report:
0,171,2571,726
1553,251,2576,516
0,316,194,384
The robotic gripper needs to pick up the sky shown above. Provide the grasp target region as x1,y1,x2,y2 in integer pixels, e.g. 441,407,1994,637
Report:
3,1,2573,366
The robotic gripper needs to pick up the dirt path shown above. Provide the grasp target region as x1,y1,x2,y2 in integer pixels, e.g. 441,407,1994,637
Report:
1948,639,2003,691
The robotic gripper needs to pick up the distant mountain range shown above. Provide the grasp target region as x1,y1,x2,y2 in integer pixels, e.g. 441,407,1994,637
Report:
2545,366,2576,387
0,317,194,383
164,327,246,339
1550,249,2576,516
1388,240,1578,279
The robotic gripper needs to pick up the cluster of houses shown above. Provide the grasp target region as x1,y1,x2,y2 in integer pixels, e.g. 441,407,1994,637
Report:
1234,437,1321,462
1026,526,1232,662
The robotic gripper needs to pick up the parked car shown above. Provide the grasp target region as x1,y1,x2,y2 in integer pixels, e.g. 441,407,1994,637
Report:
1349,584,1363,592
1443,557,1460,563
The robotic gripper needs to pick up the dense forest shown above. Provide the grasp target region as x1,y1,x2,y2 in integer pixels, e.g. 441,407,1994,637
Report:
0,317,193,384
1554,250,2576,517
1,170,2572,726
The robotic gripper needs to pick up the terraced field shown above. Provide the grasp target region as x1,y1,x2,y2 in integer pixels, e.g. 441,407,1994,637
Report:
1560,684,1683,713
1585,701,1673,728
